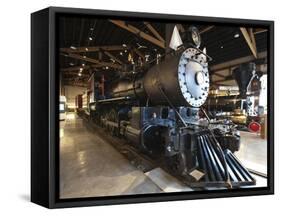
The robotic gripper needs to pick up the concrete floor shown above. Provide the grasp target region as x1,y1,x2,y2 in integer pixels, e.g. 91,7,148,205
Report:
60,113,161,199
235,131,267,175
60,113,267,199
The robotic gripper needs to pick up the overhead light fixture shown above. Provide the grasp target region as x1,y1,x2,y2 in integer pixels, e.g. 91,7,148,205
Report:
124,49,128,53
69,62,74,66
220,45,224,49
79,68,83,71
122,44,127,47
82,63,85,67
70,46,77,50
85,47,88,51
105,66,109,70
90,27,94,31
120,52,123,56
78,73,82,76
83,55,86,58
89,37,93,41
234,33,240,38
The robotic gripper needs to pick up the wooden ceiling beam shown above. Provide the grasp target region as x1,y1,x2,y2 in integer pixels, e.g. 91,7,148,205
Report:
212,75,234,84
61,65,104,72
144,22,165,42
63,77,88,82
176,24,185,33
199,26,215,34
254,28,268,34
173,25,214,34
249,28,257,52
60,45,127,53
61,64,105,72
103,51,123,64
212,73,227,78
63,80,88,87
210,51,267,72
61,65,90,72
133,48,145,59
110,20,165,48
64,53,122,70
63,71,89,77
240,27,257,58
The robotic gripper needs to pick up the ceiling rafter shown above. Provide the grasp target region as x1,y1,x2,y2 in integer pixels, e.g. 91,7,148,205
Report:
176,24,185,32
254,28,268,34
60,45,127,53
240,27,257,58
210,51,267,72
213,74,234,84
133,48,145,59
174,25,214,34
63,80,88,87
63,71,89,77
212,73,228,79
61,65,90,72
200,26,215,34
103,50,123,65
144,22,165,42
62,52,122,70
249,28,257,52
61,65,105,74
109,20,165,48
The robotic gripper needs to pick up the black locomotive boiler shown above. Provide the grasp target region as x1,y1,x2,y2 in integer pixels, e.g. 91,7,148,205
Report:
87,27,255,188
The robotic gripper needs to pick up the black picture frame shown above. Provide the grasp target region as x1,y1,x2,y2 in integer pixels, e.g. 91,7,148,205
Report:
31,6,274,208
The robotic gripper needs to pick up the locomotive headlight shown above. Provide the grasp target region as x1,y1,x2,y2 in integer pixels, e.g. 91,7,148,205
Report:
195,71,205,85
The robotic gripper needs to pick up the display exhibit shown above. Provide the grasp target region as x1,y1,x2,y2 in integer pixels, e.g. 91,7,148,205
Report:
31,7,274,208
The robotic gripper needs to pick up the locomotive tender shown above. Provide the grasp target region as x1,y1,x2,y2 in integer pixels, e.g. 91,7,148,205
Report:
85,27,255,187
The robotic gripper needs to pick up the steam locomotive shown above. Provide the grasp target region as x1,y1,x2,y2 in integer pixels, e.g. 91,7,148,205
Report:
205,63,263,132
80,26,255,187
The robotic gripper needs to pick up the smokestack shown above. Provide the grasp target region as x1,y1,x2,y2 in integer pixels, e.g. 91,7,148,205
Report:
232,63,256,98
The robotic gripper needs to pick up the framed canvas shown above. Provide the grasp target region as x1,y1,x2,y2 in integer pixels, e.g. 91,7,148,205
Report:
31,6,274,208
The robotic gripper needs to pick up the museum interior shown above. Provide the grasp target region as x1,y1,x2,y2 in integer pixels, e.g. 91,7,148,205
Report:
58,17,268,198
